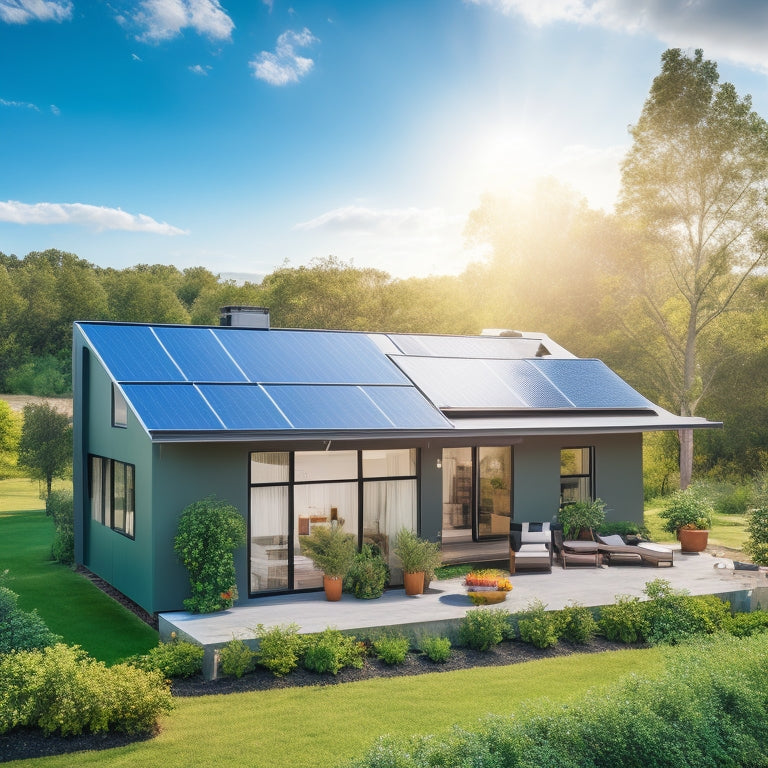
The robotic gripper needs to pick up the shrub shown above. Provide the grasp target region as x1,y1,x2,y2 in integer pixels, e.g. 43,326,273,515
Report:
372,634,410,665
599,595,648,643
174,496,247,613
128,640,204,678
557,498,606,539
46,488,74,565
219,637,255,678
713,483,753,516
458,607,511,651
418,635,451,663
345,543,389,599
556,602,598,644
725,610,768,638
745,504,768,566
0,584,61,654
301,629,365,675
658,487,713,533
393,528,442,576
253,623,304,677
517,599,560,649
0,644,172,736
596,520,648,539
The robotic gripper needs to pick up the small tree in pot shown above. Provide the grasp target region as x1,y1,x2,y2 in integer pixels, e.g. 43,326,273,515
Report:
300,521,356,601
557,498,607,540
393,528,442,596
659,488,713,552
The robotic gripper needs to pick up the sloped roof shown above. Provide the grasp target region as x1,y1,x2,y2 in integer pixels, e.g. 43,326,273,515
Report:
75,322,720,442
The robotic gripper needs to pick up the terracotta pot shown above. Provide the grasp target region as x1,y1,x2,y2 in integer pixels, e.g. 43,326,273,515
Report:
403,570,425,596
677,528,709,553
323,575,343,601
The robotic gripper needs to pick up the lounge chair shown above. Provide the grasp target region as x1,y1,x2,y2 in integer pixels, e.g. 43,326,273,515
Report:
510,522,553,573
596,533,673,567
553,529,601,569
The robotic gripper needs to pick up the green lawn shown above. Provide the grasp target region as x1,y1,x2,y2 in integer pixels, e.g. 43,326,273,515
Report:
0,480,157,664
6,645,666,768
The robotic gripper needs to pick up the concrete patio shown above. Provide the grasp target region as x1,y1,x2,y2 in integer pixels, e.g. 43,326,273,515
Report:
159,548,768,678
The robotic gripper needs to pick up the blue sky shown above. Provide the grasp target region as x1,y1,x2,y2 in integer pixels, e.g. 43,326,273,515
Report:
2,0,768,279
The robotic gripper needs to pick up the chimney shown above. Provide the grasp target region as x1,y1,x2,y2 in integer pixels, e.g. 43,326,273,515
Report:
219,306,270,329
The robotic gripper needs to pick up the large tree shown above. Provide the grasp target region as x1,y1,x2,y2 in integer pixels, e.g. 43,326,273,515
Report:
618,48,768,488
18,403,72,498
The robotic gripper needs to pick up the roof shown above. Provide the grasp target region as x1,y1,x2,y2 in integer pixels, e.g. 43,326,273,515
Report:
75,321,721,442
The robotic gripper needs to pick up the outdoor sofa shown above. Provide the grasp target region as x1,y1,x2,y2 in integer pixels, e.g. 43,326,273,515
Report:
509,521,553,573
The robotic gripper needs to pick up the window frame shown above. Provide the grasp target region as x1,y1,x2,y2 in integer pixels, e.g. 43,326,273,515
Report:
559,446,595,507
89,454,135,539
112,383,128,428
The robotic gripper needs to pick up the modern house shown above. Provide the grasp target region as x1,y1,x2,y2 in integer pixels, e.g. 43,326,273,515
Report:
72,309,719,615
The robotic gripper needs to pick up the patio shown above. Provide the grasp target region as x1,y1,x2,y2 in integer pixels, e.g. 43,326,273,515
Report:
159,548,768,679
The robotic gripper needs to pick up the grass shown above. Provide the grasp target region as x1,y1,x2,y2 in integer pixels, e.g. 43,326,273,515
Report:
6,645,666,768
0,479,158,664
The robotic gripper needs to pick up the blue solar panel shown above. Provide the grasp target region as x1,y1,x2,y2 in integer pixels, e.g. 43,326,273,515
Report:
530,359,652,409
121,384,224,430
391,357,528,409
83,325,185,382
264,385,394,429
154,327,248,383
492,360,573,408
197,385,291,430
214,329,409,384
362,386,453,428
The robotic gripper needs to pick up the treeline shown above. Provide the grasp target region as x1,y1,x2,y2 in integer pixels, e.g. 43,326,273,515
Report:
1,180,767,483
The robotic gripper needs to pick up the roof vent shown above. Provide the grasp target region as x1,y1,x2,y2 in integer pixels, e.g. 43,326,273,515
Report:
219,306,270,329
535,343,551,357
481,328,523,337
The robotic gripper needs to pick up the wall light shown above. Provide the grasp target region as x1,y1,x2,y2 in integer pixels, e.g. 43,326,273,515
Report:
436,457,442,470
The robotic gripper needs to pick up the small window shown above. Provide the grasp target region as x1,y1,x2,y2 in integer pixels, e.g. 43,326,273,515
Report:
89,455,135,538
112,384,127,428
560,447,594,506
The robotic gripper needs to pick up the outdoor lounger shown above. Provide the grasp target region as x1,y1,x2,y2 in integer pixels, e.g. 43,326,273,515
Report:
553,529,601,569
596,533,674,567
510,521,553,573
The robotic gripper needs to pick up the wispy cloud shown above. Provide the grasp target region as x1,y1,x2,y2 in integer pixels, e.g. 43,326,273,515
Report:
50,104,60,115
0,201,188,235
188,63,211,75
250,28,318,86
470,0,768,72
0,97,40,111
0,0,72,24
296,205,448,234
131,0,234,43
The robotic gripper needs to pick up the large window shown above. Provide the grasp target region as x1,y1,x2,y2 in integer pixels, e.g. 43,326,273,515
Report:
560,447,594,506
90,455,135,538
249,449,418,595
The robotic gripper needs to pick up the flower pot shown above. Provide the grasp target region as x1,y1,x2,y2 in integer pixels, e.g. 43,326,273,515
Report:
677,528,709,553
403,570,425,596
468,590,508,605
323,575,343,601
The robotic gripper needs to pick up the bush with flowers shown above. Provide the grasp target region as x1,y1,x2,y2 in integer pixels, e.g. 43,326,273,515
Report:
464,569,513,605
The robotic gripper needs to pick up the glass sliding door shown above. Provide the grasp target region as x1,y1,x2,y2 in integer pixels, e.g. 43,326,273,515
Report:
441,447,473,543
477,446,512,540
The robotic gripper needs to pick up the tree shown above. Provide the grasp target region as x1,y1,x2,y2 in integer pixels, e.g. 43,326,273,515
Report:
617,48,768,488
18,403,72,497
0,401,22,478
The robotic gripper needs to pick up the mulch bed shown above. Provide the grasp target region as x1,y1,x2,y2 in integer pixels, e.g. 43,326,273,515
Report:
0,636,633,762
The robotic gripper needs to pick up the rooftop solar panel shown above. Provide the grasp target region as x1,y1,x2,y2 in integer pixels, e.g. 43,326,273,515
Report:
361,386,453,428
82,325,185,382
153,327,248,383
388,334,545,359
214,329,409,385
196,385,292,430
121,384,224,430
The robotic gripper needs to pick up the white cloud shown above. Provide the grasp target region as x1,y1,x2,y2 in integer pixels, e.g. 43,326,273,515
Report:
0,97,39,111
50,104,60,115
250,28,317,86
296,205,447,234
0,200,188,235
469,0,768,72
0,0,72,24
132,0,234,43
131,52,143,61
188,63,211,75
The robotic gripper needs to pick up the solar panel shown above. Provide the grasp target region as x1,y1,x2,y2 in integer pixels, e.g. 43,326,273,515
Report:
530,359,653,409
388,334,545,359
196,385,292,430
153,327,248,383
491,360,573,408
263,385,395,429
214,329,409,384
121,384,224,430
362,386,453,428
82,325,185,382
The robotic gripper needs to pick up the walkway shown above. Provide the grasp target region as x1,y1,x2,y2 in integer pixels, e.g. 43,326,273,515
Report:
159,549,768,678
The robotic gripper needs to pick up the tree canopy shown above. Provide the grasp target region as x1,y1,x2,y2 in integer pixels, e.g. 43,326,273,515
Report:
18,403,72,498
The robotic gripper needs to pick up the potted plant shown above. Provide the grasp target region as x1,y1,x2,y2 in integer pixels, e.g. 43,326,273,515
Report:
300,521,356,600
464,568,513,605
557,498,607,540
659,488,713,552
393,528,442,596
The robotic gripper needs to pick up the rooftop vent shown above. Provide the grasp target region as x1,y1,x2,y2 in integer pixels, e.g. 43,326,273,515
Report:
219,306,270,329
481,328,523,337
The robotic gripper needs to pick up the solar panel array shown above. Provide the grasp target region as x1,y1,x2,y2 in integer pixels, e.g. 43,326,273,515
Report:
81,324,451,433
390,356,653,411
